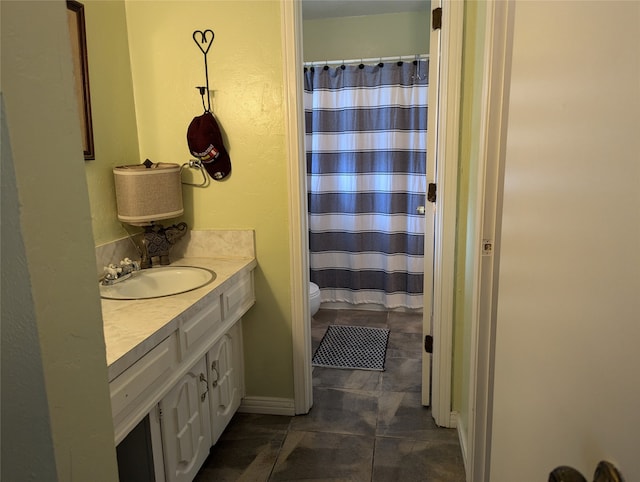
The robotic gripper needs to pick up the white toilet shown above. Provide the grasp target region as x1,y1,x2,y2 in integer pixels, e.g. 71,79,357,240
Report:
309,282,321,317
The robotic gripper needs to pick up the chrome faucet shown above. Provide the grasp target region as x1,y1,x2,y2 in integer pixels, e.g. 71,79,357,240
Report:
101,258,141,285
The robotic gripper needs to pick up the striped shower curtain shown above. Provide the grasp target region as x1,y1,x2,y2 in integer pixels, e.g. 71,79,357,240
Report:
304,60,428,310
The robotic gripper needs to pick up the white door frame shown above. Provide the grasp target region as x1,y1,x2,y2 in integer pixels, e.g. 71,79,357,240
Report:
281,1,464,420
466,1,515,480
429,0,464,428
281,0,313,415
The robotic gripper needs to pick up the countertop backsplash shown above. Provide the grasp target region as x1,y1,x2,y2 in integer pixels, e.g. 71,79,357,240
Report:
94,229,256,278
172,229,255,259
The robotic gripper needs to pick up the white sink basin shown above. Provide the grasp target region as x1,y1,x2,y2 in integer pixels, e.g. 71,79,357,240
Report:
100,266,216,300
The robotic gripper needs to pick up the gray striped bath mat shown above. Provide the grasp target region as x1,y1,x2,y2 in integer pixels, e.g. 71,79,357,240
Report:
312,325,390,371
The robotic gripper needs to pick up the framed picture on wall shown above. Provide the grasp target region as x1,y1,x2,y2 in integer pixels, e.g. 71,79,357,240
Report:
66,0,95,160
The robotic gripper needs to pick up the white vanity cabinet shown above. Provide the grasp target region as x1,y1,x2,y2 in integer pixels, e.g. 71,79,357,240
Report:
207,321,243,444
111,265,255,482
159,321,243,482
159,357,212,482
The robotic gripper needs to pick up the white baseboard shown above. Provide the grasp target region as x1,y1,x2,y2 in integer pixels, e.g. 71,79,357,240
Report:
449,410,458,428
456,412,469,477
238,396,296,416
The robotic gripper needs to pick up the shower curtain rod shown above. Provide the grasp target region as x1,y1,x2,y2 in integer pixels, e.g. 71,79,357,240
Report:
304,54,428,67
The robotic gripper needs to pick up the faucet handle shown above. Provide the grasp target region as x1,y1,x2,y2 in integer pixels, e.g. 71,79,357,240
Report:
103,264,121,280
119,258,141,274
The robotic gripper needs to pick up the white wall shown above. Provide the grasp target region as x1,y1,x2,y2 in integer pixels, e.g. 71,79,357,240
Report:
488,1,640,480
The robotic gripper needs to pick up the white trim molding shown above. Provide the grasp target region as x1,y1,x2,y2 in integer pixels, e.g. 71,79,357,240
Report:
431,0,464,429
457,412,469,472
466,1,515,481
281,0,313,415
239,397,296,417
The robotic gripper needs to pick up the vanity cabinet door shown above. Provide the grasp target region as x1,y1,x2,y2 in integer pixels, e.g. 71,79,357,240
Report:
208,321,243,444
159,357,212,482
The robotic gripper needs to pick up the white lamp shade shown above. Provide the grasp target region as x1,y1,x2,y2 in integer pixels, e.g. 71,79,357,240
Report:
114,163,183,225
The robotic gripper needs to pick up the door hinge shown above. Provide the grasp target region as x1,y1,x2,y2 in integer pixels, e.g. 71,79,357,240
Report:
427,183,437,203
157,405,163,421
424,335,433,354
432,7,442,30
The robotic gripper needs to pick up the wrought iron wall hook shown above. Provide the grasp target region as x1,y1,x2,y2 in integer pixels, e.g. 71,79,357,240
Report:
192,29,215,112
192,29,214,55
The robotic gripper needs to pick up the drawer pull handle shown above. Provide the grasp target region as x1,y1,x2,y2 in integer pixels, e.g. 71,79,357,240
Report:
199,373,208,402
211,361,219,387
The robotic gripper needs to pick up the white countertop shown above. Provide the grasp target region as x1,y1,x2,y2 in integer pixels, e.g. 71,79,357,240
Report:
102,256,256,381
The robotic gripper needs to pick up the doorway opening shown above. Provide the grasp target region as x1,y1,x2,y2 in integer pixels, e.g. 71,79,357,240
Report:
281,1,462,430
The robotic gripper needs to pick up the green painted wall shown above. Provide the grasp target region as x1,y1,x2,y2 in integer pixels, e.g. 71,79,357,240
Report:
453,0,487,432
303,10,430,62
83,0,140,245
82,0,293,399
2,1,118,479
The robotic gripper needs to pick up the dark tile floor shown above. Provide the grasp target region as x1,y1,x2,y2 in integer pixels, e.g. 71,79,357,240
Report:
194,308,466,481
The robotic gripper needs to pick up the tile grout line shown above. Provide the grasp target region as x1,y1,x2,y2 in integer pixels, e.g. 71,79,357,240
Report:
266,416,295,481
370,436,379,481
